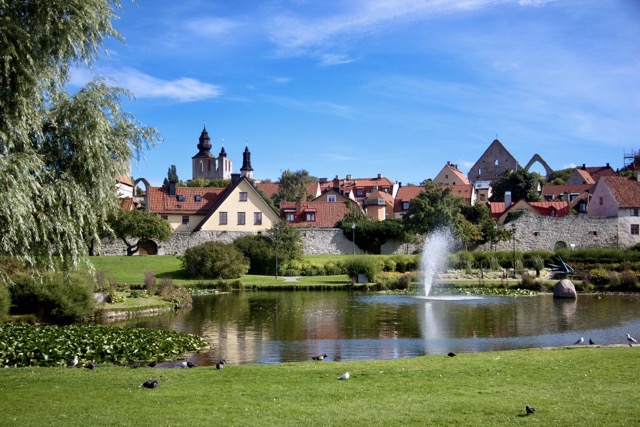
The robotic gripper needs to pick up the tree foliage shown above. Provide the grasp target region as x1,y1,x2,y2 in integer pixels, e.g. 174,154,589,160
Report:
0,1,159,269
489,169,541,203
163,165,180,187
186,177,231,188
108,209,173,256
181,242,249,279
233,235,276,275
272,169,314,207
402,182,464,235
266,222,304,263
338,218,410,254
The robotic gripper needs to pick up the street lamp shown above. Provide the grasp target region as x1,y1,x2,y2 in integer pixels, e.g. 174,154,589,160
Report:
512,224,517,277
351,223,356,255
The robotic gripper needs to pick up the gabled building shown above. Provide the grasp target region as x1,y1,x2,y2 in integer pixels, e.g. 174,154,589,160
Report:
433,161,476,205
495,200,571,224
393,185,425,218
578,163,617,183
588,176,640,247
363,186,395,220
468,139,521,184
319,174,397,201
280,190,361,228
145,176,279,233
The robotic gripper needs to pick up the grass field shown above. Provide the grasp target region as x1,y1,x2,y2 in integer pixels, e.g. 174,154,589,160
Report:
0,347,638,426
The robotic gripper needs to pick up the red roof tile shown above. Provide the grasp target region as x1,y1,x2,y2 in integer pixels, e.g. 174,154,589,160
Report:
393,186,424,213
600,176,640,208
146,186,225,215
280,199,358,228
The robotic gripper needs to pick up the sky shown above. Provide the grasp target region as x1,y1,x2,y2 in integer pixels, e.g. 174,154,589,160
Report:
71,0,640,187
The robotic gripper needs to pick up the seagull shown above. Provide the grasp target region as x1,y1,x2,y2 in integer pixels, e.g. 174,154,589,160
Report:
179,361,188,368
589,338,595,345
68,355,78,367
526,405,536,415
447,352,457,357
338,372,350,380
140,379,158,389
85,362,96,370
187,361,197,368
627,334,637,346
574,337,584,345
312,354,328,361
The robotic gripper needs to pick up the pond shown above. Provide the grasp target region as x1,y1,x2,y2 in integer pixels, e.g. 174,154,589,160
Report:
111,291,640,366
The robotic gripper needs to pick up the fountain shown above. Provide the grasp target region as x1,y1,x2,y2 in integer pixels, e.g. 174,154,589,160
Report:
417,228,481,301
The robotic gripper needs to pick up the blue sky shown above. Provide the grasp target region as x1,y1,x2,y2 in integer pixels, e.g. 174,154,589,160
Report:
72,0,640,186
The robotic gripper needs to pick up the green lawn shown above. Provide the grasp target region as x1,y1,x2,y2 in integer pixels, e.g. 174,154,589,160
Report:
0,347,637,426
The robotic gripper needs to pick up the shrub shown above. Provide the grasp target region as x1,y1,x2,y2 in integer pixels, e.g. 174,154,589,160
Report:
343,256,384,282
323,261,343,275
8,271,95,324
619,270,639,291
588,268,610,286
181,242,249,279
129,289,148,298
233,235,276,275
0,281,10,319
144,271,157,295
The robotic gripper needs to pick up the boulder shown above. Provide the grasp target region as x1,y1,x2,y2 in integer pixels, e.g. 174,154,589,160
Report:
553,279,577,298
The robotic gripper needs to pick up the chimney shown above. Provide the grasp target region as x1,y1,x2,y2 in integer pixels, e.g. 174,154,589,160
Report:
606,162,610,167
505,191,512,207
295,197,302,214
377,173,382,179
231,173,241,183
333,175,340,190
582,164,586,169
346,174,352,180
168,181,176,196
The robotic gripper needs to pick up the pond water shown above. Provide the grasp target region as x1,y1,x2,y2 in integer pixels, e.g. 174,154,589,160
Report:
112,291,640,366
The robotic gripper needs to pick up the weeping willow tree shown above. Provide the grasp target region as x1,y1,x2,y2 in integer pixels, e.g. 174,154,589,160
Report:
0,1,159,269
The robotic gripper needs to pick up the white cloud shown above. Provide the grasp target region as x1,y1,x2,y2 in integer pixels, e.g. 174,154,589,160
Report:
185,17,242,38
71,67,222,102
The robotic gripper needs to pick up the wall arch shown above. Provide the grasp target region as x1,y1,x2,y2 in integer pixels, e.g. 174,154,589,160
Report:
524,154,553,178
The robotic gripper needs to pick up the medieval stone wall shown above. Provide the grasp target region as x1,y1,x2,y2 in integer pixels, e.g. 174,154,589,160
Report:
97,213,620,257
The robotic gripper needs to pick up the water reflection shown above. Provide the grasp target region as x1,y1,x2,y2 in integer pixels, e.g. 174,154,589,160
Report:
107,291,640,365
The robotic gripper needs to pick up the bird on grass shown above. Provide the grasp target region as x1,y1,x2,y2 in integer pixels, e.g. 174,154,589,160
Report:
179,361,188,368
447,352,457,357
187,361,197,368
589,338,595,345
140,379,158,389
338,372,350,380
574,337,584,345
216,359,226,370
526,405,536,415
131,362,141,369
85,363,96,370
147,361,157,368
627,334,637,347
312,354,328,361
68,355,78,368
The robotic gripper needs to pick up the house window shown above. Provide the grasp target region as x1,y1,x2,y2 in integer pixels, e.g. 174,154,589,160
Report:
327,195,336,202
402,201,410,210
305,212,316,222
219,211,227,225
578,202,587,213
195,194,202,202
573,178,579,184
599,197,603,205
239,192,248,202
161,215,168,221
177,195,185,202
182,216,189,225
254,212,262,225
286,212,295,222
356,188,364,196
631,224,639,235
237,212,246,225
631,208,639,217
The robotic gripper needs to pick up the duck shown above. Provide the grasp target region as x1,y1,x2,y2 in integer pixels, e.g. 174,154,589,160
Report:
312,354,328,361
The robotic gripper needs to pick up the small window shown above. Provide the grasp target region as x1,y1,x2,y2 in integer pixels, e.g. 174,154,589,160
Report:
239,192,248,202
254,212,262,225
195,194,202,202
631,208,639,217
578,202,587,213
177,195,185,202
327,195,336,202
182,216,189,225
573,178,579,184
494,159,499,166
161,215,168,220
356,188,364,196
599,197,603,205
286,212,295,222
237,212,246,225
305,212,316,222
631,224,639,235
445,174,448,179
402,201,410,210
219,212,227,225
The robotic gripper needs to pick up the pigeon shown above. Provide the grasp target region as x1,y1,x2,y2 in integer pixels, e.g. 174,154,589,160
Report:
140,379,158,389
85,362,96,370
447,352,457,357
312,354,328,361
186,361,197,368
68,355,78,367
147,361,157,368
627,334,637,347
589,338,595,345
526,405,536,415
179,361,188,368
574,337,584,345
131,361,141,369
338,372,350,380
216,361,224,370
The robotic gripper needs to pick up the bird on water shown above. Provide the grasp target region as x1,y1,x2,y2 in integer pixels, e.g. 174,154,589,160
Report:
312,354,328,361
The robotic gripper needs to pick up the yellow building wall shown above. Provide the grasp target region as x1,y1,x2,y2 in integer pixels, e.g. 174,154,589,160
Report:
164,214,206,232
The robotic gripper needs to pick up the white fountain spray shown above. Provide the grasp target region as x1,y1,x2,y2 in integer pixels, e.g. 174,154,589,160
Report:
419,228,452,297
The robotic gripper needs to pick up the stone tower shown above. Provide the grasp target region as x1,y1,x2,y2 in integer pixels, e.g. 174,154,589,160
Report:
191,126,232,180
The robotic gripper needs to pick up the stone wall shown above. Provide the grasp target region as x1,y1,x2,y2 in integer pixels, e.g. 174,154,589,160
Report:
97,213,620,256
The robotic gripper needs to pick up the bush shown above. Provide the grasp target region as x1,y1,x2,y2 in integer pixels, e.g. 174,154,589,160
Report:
588,268,610,286
181,242,249,279
343,256,384,282
8,271,95,324
233,235,276,275
144,271,157,295
0,281,10,319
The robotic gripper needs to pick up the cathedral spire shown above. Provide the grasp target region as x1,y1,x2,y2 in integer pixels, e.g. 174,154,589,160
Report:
240,142,253,178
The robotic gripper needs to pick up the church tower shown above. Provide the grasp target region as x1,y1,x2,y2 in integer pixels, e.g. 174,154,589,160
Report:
191,126,232,180
240,145,253,179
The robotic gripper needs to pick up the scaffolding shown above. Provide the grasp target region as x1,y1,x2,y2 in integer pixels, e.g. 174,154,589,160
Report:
623,149,639,168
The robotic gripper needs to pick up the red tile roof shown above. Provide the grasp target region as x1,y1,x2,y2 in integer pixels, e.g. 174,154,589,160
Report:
599,176,640,208
146,186,225,215
280,199,357,228
541,183,595,200
582,165,617,182
256,182,279,198
393,185,425,213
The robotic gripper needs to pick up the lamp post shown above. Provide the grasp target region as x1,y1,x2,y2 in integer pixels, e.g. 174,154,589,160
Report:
351,223,356,255
512,224,516,277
